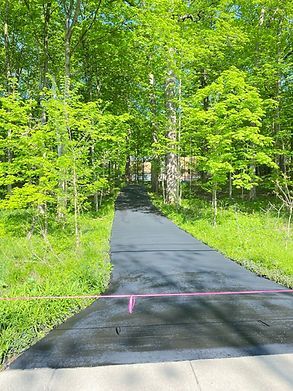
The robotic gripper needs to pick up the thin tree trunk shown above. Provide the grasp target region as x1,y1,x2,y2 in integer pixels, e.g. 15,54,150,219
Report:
189,138,192,197
125,155,131,183
38,203,48,238
177,77,182,203
4,1,10,87
287,207,292,239
57,1,81,219
72,161,80,247
249,164,257,200
4,0,12,194
162,172,166,203
151,159,159,193
40,1,51,123
142,158,145,183
64,29,71,100
90,145,99,211
99,190,103,208
94,192,99,212
37,2,52,228
212,186,217,226
135,155,139,183
229,172,233,198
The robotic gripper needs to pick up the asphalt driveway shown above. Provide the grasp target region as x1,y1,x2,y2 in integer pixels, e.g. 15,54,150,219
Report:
10,185,293,369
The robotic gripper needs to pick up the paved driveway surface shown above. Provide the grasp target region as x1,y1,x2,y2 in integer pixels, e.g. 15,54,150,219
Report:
10,185,293,369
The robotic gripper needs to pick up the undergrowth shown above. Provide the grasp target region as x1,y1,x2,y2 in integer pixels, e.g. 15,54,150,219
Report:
0,199,114,368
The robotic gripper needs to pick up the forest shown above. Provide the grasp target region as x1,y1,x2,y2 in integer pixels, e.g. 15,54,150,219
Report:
0,0,292,366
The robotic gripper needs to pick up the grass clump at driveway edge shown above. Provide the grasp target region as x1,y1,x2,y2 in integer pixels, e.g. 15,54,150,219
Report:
150,194,293,289
0,200,115,368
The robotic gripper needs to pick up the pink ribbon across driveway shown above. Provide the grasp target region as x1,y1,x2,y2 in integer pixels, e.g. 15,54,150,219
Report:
1,289,292,314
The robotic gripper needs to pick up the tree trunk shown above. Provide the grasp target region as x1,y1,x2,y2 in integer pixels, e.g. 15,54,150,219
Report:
229,172,233,198
287,206,292,239
4,0,12,194
165,149,178,204
57,1,81,219
149,72,160,193
125,155,131,183
64,28,71,100
40,1,51,123
142,158,145,183
165,61,178,204
249,186,257,200
38,203,48,238
94,192,99,212
151,158,160,193
37,2,52,225
212,186,217,226
72,161,80,247
249,164,256,200
135,156,139,183
4,1,10,86
90,145,99,211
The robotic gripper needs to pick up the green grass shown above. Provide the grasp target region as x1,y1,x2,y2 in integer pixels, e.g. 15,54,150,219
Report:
151,193,293,288
0,200,114,367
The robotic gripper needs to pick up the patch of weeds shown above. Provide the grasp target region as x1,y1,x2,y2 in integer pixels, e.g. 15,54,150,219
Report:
0,200,115,368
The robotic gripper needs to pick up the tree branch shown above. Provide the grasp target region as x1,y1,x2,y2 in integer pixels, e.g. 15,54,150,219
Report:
72,0,102,54
22,0,55,63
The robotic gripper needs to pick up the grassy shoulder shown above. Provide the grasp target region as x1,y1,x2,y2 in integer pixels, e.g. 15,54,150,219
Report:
0,199,115,368
151,193,293,288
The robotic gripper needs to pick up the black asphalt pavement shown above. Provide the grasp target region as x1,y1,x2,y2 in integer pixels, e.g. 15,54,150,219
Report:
11,185,293,369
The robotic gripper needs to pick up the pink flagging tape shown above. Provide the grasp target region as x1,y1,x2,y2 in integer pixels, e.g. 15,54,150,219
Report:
128,295,136,314
0,289,292,314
